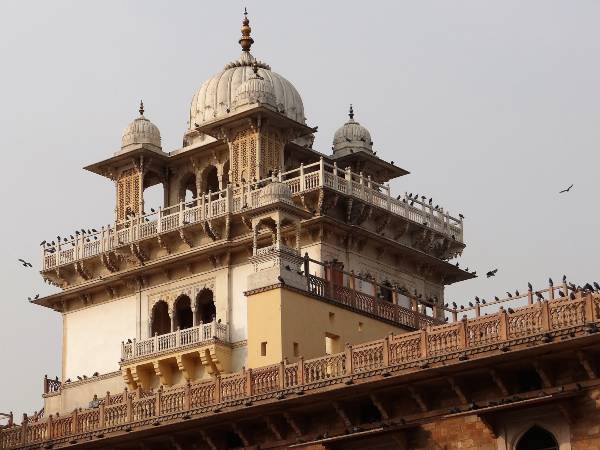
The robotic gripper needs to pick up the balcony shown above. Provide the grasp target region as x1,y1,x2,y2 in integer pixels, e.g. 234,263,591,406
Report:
121,321,229,362
41,160,464,270
4,286,599,449
120,320,232,390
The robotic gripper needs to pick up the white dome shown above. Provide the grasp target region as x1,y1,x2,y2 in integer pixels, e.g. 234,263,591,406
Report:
232,64,278,112
332,105,373,155
188,52,305,132
121,102,161,150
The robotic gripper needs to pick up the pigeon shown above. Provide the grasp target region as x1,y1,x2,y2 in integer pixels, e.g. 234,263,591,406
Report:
506,292,513,298
40,240,46,246
92,372,99,377
277,275,285,284
459,213,465,219
528,282,533,290
559,184,573,194
584,283,594,291
563,275,567,283
481,299,487,304
452,302,457,309
515,290,519,296
570,292,576,300
468,302,474,307
535,291,544,300
549,278,554,286
77,376,82,381
507,308,515,314
486,269,498,278
594,282,600,291
558,290,565,297
150,208,156,213
494,296,500,301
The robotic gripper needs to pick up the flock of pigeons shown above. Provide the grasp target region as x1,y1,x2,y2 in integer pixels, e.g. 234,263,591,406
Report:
18,183,579,306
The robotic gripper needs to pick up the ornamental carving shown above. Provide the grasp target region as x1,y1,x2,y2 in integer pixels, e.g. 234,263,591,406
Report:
148,278,216,314
117,168,141,222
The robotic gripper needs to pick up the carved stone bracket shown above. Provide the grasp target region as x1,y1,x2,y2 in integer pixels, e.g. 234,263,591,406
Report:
101,252,120,273
157,235,171,254
178,229,193,248
130,243,148,266
204,220,220,241
74,261,92,281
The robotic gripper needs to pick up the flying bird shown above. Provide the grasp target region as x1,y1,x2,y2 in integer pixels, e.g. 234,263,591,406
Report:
559,184,573,194
18,259,33,268
486,269,498,278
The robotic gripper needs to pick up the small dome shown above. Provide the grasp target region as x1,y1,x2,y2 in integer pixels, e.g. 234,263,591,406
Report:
332,105,373,155
258,177,293,206
186,13,305,145
121,101,161,150
232,64,277,111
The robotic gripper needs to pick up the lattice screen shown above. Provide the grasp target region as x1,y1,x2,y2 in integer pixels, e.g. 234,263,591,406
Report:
117,168,141,221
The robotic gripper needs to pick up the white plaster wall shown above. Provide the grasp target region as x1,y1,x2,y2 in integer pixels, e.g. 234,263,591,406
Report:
232,262,252,342
63,296,136,380
231,345,247,372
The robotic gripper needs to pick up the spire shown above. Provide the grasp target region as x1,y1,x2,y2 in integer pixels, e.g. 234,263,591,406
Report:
348,104,354,120
239,8,254,52
139,100,144,116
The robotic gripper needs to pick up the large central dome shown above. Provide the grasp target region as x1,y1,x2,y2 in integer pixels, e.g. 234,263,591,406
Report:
186,12,305,140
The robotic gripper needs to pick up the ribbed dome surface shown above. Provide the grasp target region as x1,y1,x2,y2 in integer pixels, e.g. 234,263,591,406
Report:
121,104,161,150
188,52,305,131
233,68,277,111
332,106,373,154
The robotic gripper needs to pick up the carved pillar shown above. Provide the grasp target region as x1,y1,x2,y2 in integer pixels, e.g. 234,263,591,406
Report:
169,309,175,333
296,223,301,253
275,220,282,248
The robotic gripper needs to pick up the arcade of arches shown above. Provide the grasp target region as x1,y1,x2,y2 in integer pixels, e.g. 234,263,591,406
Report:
150,289,216,336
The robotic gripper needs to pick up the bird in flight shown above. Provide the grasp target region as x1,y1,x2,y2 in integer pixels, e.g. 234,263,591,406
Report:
559,184,573,194
18,259,33,268
486,268,498,278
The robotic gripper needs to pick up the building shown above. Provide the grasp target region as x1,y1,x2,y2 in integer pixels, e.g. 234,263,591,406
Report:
1,11,600,450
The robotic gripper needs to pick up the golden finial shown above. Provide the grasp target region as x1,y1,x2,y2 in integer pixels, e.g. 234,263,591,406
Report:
139,100,144,116
239,7,254,52
349,104,354,120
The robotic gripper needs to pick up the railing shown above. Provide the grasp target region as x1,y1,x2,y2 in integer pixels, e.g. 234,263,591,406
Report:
121,320,229,362
4,290,598,449
41,159,464,270
43,376,61,395
302,255,441,329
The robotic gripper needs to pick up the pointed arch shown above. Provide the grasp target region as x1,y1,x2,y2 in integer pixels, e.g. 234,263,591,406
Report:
151,300,170,336
196,288,216,324
516,425,558,450
174,294,193,330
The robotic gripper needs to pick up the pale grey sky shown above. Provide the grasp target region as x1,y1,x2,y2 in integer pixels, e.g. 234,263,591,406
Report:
1,1,599,416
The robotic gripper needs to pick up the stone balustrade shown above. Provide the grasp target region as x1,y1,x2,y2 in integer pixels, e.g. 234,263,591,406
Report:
121,321,229,362
41,160,464,270
3,290,598,449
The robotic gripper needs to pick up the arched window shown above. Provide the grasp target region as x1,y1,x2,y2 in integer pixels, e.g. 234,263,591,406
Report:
151,301,170,336
174,295,193,330
516,426,559,450
202,165,219,193
143,171,165,211
196,289,216,324
179,173,197,204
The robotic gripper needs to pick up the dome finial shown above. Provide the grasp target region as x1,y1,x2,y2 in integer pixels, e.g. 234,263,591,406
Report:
239,8,254,52
139,100,144,116
349,104,354,120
